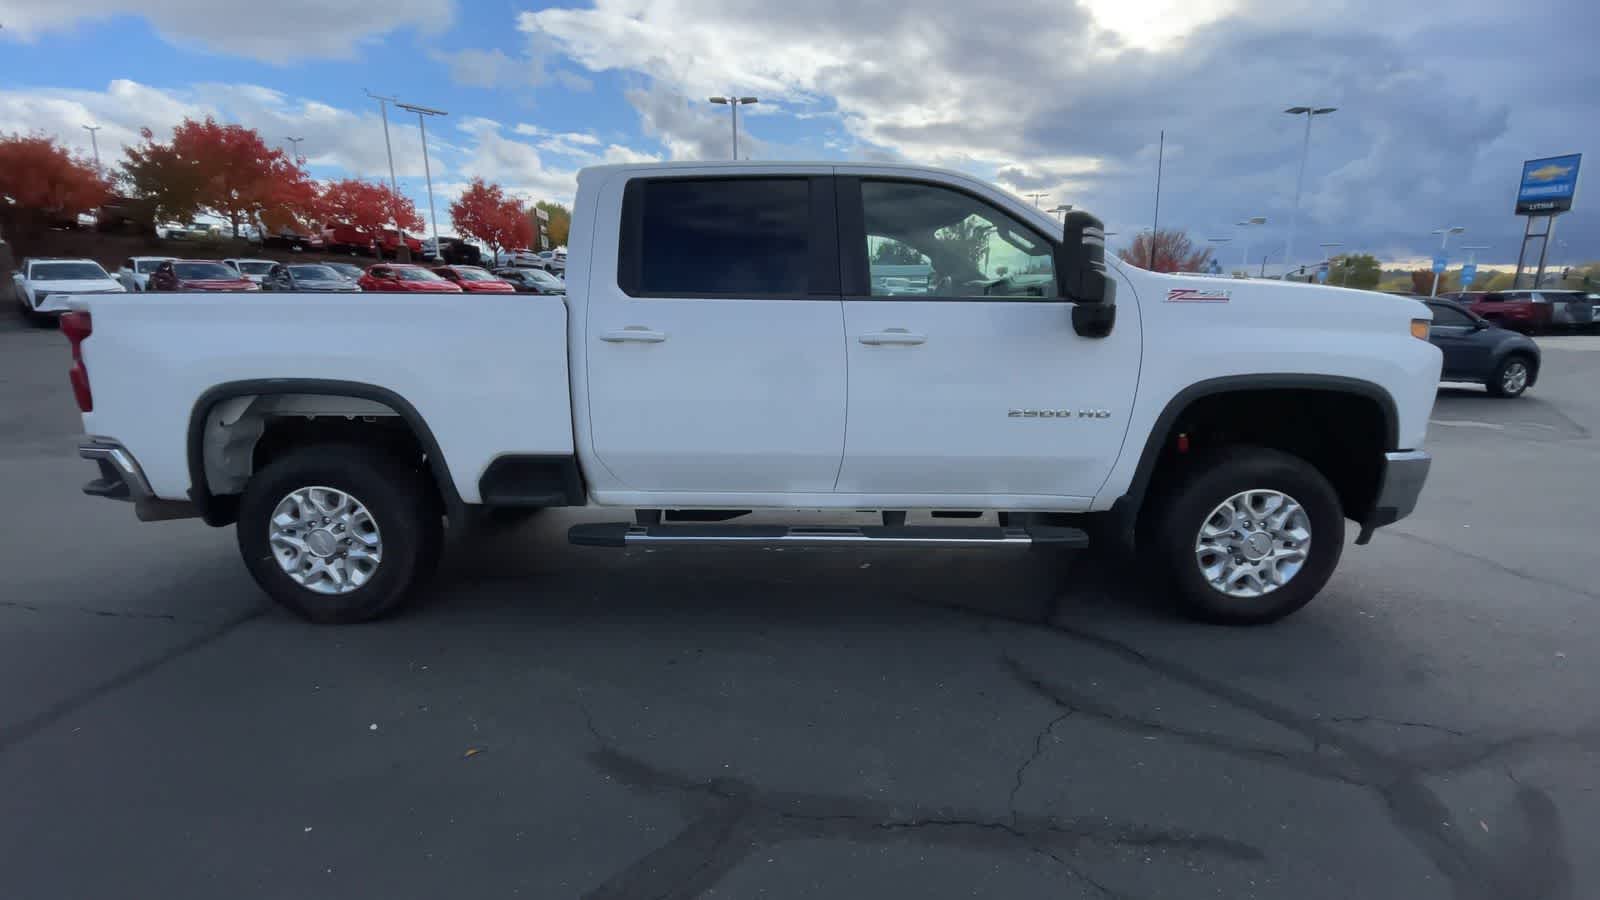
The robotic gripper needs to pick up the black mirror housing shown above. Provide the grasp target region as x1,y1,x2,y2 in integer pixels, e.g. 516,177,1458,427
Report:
1058,210,1116,337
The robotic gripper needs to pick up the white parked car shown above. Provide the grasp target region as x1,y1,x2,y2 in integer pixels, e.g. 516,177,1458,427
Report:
116,256,178,292
63,161,1440,626
494,247,543,268
222,258,279,284
11,258,125,325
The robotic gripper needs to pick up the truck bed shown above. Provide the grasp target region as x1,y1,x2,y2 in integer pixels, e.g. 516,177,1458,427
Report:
75,292,574,504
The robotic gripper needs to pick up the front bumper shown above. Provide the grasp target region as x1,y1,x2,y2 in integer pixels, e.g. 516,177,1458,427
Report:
79,440,197,521
1356,450,1431,544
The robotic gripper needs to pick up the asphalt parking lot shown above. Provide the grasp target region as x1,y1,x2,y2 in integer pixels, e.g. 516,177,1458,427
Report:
2,310,1597,900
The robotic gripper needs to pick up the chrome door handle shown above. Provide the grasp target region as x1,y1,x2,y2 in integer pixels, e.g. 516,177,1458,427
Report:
600,326,668,343
858,328,926,346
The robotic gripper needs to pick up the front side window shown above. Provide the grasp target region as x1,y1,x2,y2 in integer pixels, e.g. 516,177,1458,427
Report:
631,178,811,296
453,267,497,282
1428,304,1474,327
860,180,1054,299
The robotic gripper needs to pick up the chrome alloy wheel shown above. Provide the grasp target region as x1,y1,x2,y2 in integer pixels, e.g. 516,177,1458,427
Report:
1501,360,1529,395
1193,489,1311,599
268,486,382,595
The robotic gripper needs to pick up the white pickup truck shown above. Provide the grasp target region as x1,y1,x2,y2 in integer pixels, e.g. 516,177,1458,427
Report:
64,162,1441,625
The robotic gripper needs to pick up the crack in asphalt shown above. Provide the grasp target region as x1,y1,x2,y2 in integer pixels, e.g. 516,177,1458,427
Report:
1323,714,1468,736
0,599,182,622
1013,619,1590,900
573,600,1592,900
577,733,1263,900
0,603,269,755
1010,710,1073,825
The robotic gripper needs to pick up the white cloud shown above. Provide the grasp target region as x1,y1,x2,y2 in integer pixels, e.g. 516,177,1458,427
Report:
454,116,657,204
520,0,1598,264
0,0,452,62
430,48,541,90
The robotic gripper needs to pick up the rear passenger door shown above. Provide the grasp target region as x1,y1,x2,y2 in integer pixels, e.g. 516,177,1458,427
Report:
585,169,847,495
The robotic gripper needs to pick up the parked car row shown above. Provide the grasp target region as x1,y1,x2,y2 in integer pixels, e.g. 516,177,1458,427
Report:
1439,290,1598,334
14,254,567,325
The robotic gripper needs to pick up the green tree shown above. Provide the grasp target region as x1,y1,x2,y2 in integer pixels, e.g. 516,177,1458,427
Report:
1328,254,1381,289
535,200,570,248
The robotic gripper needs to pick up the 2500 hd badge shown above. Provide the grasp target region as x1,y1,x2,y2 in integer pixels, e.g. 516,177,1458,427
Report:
1008,408,1113,419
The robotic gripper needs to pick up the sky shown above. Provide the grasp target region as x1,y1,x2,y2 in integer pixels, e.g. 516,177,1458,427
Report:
0,0,1593,271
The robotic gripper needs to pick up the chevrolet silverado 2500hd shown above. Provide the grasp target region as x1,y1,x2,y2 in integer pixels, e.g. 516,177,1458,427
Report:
66,161,1441,625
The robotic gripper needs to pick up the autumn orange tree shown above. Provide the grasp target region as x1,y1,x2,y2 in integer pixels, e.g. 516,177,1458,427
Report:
120,117,314,236
450,179,532,258
318,178,423,233
0,133,110,232
1116,228,1213,273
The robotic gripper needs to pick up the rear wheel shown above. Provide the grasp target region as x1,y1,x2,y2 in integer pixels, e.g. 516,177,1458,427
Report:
236,444,442,623
1486,355,1532,398
1152,448,1343,625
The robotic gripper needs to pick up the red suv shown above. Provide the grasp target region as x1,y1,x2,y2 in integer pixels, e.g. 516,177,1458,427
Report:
356,264,463,293
1465,290,1595,333
431,265,515,293
147,260,259,292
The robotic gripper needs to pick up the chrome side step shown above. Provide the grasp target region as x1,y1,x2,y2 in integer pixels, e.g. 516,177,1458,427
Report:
568,522,1089,549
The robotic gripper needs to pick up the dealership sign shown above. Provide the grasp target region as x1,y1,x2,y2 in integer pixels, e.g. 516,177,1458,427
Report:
1515,154,1582,215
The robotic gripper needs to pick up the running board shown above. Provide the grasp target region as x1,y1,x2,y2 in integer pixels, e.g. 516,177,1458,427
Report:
567,522,1089,549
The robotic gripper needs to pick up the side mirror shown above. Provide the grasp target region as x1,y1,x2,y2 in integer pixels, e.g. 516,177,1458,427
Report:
1058,210,1116,338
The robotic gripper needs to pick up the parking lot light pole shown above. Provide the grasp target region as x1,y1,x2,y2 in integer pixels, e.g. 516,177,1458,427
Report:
1459,244,1489,290
284,136,304,167
81,124,102,176
365,90,408,261
1208,237,1232,272
1235,217,1266,275
397,102,447,261
1430,226,1465,297
1317,242,1343,284
1282,107,1336,278
1048,204,1072,223
708,96,758,160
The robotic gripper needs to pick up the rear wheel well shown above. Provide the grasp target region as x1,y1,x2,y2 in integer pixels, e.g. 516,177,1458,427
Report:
194,391,450,525
1137,388,1389,536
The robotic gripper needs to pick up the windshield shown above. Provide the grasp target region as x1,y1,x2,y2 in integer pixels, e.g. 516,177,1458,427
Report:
393,267,445,282
135,259,170,273
31,262,109,281
453,267,498,282
527,269,563,286
174,262,238,280
325,264,362,279
288,265,339,280
236,261,275,275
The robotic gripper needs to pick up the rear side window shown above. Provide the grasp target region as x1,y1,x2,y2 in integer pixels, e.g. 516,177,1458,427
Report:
618,177,835,298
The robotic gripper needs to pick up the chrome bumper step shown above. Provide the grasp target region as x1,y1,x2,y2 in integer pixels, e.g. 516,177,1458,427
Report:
568,522,1089,549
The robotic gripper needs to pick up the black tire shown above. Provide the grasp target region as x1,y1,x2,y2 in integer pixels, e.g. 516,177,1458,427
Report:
236,444,443,624
1486,354,1533,398
1153,447,1343,625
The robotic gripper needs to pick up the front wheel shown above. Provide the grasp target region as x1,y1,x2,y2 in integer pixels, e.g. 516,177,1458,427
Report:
1153,448,1343,625
236,444,442,623
1486,355,1532,398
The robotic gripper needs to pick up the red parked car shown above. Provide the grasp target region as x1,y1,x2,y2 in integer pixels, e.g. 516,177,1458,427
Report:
147,260,260,292
1460,290,1595,334
431,265,516,293
321,222,374,255
357,264,464,293
377,229,424,259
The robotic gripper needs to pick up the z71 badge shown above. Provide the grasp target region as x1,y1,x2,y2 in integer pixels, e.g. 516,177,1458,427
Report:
1166,288,1231,303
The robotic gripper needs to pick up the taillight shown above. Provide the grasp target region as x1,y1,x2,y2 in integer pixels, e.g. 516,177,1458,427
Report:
61,311,93,412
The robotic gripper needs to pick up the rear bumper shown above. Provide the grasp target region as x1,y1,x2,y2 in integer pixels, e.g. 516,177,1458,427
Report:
1356,450,1431,544
79,440,198,521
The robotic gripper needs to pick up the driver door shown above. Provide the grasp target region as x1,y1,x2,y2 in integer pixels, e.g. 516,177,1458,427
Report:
834,173,1140,502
